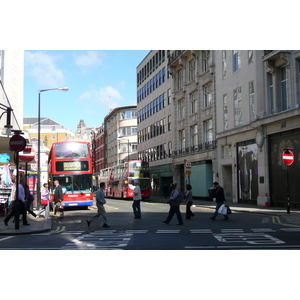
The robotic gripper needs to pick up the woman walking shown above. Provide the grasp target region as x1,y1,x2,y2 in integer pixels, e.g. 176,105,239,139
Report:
185,184,194,219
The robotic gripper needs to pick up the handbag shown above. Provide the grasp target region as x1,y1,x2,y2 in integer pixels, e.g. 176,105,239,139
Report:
41,199,48,205
56,202,65,211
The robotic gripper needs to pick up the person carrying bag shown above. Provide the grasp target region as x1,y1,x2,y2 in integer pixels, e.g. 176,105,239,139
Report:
210,182,229,221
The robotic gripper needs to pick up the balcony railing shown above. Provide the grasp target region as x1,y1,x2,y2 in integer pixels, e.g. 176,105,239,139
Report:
168,50,185,65
264,50,273,56
173,140,216,157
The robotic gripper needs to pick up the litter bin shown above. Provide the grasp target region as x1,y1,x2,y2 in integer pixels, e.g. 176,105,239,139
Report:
208,188,216,201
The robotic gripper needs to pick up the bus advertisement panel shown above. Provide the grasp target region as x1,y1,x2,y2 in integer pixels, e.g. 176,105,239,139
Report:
99,160,151,199
48,141,93,207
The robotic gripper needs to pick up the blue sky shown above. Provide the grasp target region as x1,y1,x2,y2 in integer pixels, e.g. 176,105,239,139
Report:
24,50,150,133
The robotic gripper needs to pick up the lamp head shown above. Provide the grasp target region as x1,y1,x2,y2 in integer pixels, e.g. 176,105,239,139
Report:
58,87,69,91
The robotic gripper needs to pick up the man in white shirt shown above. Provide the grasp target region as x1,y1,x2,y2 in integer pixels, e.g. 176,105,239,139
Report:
132,180,142,219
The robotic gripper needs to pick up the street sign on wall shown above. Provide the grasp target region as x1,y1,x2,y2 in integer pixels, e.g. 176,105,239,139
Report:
282,150,294,166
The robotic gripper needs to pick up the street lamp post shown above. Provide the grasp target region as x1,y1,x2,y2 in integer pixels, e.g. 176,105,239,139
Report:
37,87,68,210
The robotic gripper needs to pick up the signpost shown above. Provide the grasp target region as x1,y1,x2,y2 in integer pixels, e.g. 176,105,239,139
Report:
282,149,294,214
9,134,26,152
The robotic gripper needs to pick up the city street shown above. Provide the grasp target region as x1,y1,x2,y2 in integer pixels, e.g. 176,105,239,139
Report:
1,199,300,250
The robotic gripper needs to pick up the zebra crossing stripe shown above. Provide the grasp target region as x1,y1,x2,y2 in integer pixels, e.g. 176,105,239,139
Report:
156,230,180,233
190,229,212,234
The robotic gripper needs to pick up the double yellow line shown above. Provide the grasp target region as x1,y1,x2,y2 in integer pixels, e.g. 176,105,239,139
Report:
272,215,300,228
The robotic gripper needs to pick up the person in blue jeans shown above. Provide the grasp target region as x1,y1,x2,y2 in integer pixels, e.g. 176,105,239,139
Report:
163,183,184,225
210,182,229,220
132,180,142,219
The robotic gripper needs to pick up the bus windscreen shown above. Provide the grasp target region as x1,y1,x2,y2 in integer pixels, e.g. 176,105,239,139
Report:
54,142,89,159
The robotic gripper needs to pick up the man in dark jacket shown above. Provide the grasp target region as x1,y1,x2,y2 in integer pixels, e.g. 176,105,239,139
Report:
53,180,64,218
163,183,184,225
210,182,229,220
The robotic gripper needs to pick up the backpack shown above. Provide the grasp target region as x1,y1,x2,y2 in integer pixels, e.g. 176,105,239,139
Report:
176,189,185,203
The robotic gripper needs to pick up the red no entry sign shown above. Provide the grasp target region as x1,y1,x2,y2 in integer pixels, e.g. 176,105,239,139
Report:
9,134,26,152
282,150,294,166
19,146,35,163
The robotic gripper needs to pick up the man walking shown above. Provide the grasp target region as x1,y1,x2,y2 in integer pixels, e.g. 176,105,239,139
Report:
87,182,110,228
210,182,229,220
163,183,184,225
53,180,64,218
132,180,142,218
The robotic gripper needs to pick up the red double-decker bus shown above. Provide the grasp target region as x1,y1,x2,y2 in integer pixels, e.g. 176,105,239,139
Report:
48,141,93,207
99,160,151,199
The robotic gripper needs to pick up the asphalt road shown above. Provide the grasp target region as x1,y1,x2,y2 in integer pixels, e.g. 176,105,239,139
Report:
0,199,300,250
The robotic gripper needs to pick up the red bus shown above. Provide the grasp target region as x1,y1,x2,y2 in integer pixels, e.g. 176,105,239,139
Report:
48,141,94,207
99,160,151,199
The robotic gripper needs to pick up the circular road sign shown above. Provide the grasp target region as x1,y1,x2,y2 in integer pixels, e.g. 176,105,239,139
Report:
19,146,35,163
9,134,26,152
282,150,294,166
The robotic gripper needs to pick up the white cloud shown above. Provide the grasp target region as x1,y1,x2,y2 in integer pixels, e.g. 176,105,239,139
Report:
78,86,123,111
25,51,65,87
74,51,103,70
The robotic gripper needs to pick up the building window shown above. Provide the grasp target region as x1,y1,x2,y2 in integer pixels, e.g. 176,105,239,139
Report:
233,50,241,72
222,50,227,78
234,87,242,126
168,141,172,157
189,59,195,82
131,127,137,135
249,81,256,122
178,68,183,89
267,73,274,114
178,99,185,120
204,119,213,142
168,115,172,131
202,51,210,73
179,129,185,151
190,125,198,147
190,92,197,114
248,50,254,64
280,66,288,111
223,94,228,130
167,88,172,105
163,143,167,158
203,84,212,108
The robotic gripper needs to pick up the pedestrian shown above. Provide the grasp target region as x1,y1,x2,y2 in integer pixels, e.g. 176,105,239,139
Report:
23,178,38,218
163,183,184,225
86,182,110,228
36,183,51,218
185,184,194,219
210,182,229,220
53,180,64,218
163,184,169,199
132,180,142,219
4,177,30,226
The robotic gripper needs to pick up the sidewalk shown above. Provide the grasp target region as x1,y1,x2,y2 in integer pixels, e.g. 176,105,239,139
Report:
1,197,300,235
0,213,52,236
149,196,300,227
